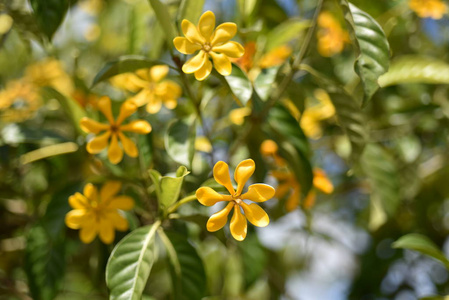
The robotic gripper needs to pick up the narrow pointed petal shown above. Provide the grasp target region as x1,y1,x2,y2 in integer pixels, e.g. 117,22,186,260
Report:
206,202,233,232
194,59,212,81
196,187,232,206
182,19,206,44
116,100,137,125
303,190,316,209
182,51,207,74
100,181,122,202
107,196,135,210
211,23,237,46
213,161,236,195
83,183,98,202
174,37,202,54
150,65,169,82
234,159,255,195
212,41,245,58
120,120,152,134
86,131,111,154
99,218,115,244
198,11,215,41
68,192,89,209
97,96,114,124
209,52,232,76
313,168,334,194
65,209,87,229
230,205,247,241
108,134,123,164
241,184,275,202
80,117,109,134
118,132,138,157
240,202,269,227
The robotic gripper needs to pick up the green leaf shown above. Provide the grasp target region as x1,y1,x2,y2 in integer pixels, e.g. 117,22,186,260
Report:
25,226,65,300
159,230,207,300
92,56,159,86
106,223,160,300
238,234,267,288
223,64,253,106
177,0,205,24
420,297,449,300
339,1,390,105
148,0,176,45
265,18,309,52
165,117,196,168
30,0,68,39
378,56,449,87
393,233,449,270
149,166,190,211
254,67,279,101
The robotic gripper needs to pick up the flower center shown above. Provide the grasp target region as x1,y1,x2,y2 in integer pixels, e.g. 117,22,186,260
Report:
110,124,119,133
203,43,212,52
233,198,243,205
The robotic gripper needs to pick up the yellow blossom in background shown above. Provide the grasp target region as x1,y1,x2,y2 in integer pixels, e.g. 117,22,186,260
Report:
79,0,104,15
317,12,349,57
229,107,251,125
195,136,212,153
65,182,134,244
112,65,182,114
303,168,334,209
232,41,256,72
196,159,275,241
260,139,286,167
72,90,99,109
80,96,152,164
0,14,13,35
272,170,302,212
409,0,447,19
0,80,41,123
174,11,245,80
24,58,74,96
300,89,336,139
258,45,292,69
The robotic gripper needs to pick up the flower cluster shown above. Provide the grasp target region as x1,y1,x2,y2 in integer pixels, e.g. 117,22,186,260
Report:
316,12,349,57
0,80,41,123
409,0,447,19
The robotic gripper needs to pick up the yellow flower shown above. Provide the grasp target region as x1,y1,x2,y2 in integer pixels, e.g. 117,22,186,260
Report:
229,107,251,125
316,12,349,57
196,159,275,241
260,139,286,167
72,89,99,109
173,11,245,81
80,96,152,164
272,170,302,212
112,65,182,114
409,0,447,19
258,45,293,69
303,168,334,209
0,80,41,123
300,89,335,139
65,182,134,244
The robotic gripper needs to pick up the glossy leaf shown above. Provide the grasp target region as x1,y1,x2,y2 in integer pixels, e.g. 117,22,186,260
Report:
148,0,176,44
178,0,205,24
106,224,159,300
29,0,68,39
339,1,390,105
254,67,279,101
149,166,190,211
265,18,309,52
165,117,196,168
223,64,253,106
393,234,449,270
379,56,449,87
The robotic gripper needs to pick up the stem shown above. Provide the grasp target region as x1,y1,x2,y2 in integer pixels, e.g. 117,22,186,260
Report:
166,194,197,214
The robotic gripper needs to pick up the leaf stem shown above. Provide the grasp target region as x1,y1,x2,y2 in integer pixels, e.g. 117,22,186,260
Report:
167,194,197,215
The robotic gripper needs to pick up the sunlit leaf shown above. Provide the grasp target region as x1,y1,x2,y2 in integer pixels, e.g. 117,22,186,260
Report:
148,0,176,45
223,64,253,106
165,117,196,168
177,0,205,24
265,18,309,52
149,166,190,211
29,0,68,39
254,67,279,101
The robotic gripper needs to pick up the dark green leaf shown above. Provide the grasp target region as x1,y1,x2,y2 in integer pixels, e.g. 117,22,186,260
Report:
149,166,190,211
165,117,196,168
223,64,253,106
30,0,68,39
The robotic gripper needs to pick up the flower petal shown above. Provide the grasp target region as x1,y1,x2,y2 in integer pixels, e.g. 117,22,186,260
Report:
97,96,114,124
128,90,151,107
206,202,233,232
107,211,129,231
234,159,255,195
230,205,247,241
211,23,237,46
120,120,152,134
86,131,111,154
145,97,162,114
79,219,97,243
241,183,275,202
303,190,316,209
100,181,122,202
285,186,300,212
65,209,87,229
194,59,212,81
182,19,206,45
313,168,334,194
196,187,232,206
174,37,202,54
163,98,177,109
99,218,115,244
83,183,98,202
116,100,137,125
118,132,138,157
108,134,123,164
107,196,135,210
240,202,269,227
212,41,244,58
182,51,207,74
150,65,169,82
198,11,215,41
213,161,235,195
80,117,109,134
209,52,232,76
68,192,89,209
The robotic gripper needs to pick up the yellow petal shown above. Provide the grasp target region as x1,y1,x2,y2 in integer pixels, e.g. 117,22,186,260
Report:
107,211,129,231
212,41,244,58
68,192,89,209
275,182,290,199
116,100,137,125
229,107,251,126
198,11,215,41
83,183,98,202
97,96,114,124
79,218,97,243
303,190,316,209
156,81,182,100
182,51,207,74
211,23,237,46
65,209,87,229
213,161,235,195
285,186,300,212
194,59,212,81
196,187,232,206
80,117,109,134
108,134,123,164
313,168,334,194
174,37,202,54
163,98,177,110
86,131,111,154
145,97,162,114
181,19,206,45
241,184,275,202
128,90,151,107
230,205,247,241
120,120,152,134
209,52,232,76
118,132,138,157
107,196,135,210
99,218,115,244
150,65,169,82
100,181,122,202
260,139,278,156
206,202,233,232
240,202,269,227
234,159,255,195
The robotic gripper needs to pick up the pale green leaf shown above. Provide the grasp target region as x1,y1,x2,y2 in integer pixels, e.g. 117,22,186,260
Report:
265,18,309,52
223,64,253,106
165,117,196,168
254,67,279,101
148,0,176,45
149,166,190,211
177,0,205,24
